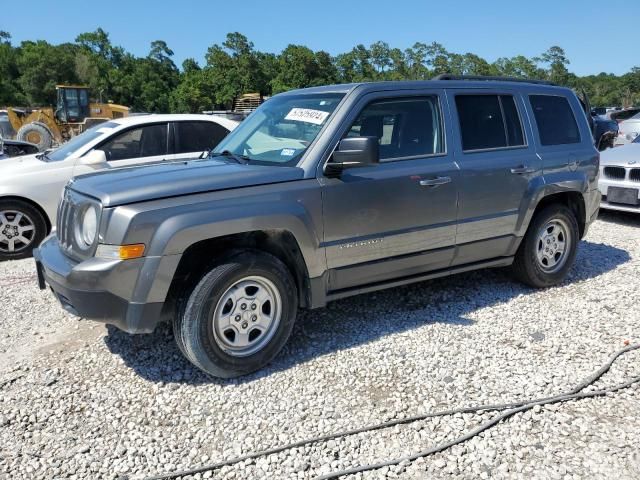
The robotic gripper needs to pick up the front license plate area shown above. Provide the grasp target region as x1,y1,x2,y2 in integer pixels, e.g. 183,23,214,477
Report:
607,187,639,205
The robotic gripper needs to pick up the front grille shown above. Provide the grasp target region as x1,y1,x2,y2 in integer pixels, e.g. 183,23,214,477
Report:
604,166,626,180
630,169,640,183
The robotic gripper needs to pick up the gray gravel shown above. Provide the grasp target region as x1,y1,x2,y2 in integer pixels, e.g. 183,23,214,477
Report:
0,210,639,480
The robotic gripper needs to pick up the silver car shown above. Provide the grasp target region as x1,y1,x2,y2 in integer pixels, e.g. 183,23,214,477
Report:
614,111,640,146
598,134,640,212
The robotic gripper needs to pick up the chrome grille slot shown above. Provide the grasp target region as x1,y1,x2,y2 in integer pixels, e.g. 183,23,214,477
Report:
630,169,640,183
604,166,626,181
57,195,70,249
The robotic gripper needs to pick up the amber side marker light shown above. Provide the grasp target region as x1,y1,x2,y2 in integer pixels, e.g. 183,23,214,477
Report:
95,244,146,260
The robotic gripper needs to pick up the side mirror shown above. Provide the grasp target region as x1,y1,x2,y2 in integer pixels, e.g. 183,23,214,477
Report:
324,136,379,177
79,149,108,166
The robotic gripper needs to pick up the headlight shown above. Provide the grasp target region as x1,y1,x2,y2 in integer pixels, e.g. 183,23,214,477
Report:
75,204,98,248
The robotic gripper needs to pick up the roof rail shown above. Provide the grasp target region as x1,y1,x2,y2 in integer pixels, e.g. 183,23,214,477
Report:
432,74,556,86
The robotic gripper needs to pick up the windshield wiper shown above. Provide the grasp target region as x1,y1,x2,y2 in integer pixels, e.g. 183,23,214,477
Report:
36,152,51,161
209,150,251,164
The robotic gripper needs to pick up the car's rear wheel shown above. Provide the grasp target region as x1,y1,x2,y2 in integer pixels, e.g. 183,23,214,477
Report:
0,199,47,261
174,251,298,378
512,204,579,288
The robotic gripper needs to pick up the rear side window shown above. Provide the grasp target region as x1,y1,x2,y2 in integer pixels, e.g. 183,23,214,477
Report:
175,121,230,154
529,95,580,146
345,96,444,160
455,94,525,151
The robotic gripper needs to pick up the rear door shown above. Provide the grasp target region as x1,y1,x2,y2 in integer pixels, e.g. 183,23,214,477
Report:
172,120,232,160
320,90,460,291
449,89,541,265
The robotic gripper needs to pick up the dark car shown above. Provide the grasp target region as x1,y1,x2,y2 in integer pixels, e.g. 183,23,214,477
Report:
591,113,618,151
0,137,40,159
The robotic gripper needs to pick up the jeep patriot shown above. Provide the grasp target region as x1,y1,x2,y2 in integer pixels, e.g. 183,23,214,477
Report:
35,76,601,378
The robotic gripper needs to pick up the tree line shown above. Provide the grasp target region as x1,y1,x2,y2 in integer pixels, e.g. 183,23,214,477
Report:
1,29,639,112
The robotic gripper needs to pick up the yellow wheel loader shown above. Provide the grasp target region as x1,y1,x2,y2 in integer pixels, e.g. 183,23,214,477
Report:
7,85,129,150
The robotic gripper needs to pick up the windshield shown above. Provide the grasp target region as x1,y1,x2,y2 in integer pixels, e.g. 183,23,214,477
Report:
47,122,119,161
633,135,640,144
211,93,345,166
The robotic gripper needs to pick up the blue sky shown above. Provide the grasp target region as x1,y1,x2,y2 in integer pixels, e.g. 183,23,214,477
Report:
3,0,635,76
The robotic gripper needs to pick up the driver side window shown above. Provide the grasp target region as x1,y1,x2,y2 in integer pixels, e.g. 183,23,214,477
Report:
346,96,444,161
100,124,168,161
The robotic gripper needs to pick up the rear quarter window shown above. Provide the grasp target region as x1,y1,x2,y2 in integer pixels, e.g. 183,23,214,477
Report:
529,95,580,146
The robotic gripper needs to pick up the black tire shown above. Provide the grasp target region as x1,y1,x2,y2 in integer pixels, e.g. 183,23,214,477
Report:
0,199,48,261
512,204,579,288
174,250,298,378
16,122,52,150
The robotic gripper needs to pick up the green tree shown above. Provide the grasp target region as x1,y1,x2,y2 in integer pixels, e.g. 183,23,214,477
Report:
494,55,544,79
203,33,268,108
538,46,570,85
112,41,179,112
425,42,450,76
75,28,125,102
335,44,375,82
16,40,79,105
404,42,429,80
0,31,23,105
270,45,338,93
369,41,392,77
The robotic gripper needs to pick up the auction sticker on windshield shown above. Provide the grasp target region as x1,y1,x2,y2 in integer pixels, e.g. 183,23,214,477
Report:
285,108,330,125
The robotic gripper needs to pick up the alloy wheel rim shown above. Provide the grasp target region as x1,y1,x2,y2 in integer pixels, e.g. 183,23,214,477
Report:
211,275,282,357
535,218,571,273
0,210,36,253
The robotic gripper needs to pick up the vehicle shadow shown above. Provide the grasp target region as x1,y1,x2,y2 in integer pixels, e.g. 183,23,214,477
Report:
104,240,630,386
597,209,640,228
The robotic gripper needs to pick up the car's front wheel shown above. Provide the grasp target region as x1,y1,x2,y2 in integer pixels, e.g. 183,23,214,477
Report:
0,199,47,261
174,250,298,378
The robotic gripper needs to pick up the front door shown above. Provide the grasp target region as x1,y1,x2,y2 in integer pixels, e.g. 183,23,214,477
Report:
321,93,459,291
74,122,171,176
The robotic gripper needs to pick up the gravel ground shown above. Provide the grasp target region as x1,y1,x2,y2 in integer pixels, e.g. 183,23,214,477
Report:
0,210,639,480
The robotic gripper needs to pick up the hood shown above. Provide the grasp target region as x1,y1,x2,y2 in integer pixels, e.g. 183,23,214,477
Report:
0,153,57,176
69,158,305,207
0,152,41,168
600,144,640,166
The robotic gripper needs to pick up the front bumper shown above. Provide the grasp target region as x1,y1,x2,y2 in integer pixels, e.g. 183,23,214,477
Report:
33,235,164,333
598,176,640,214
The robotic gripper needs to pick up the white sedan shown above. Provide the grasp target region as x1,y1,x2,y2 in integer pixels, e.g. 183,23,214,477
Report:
0,114,238,260
598,134,640,213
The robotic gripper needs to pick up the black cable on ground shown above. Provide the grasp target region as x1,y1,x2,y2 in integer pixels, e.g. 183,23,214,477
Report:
142,343,639,480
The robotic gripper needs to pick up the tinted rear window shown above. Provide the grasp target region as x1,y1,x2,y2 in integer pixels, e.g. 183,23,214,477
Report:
455,94,525,151
175,121,230,154
529,95,580,146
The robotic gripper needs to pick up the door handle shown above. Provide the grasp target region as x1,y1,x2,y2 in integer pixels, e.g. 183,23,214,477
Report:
510,166,536,175
419,176,451,187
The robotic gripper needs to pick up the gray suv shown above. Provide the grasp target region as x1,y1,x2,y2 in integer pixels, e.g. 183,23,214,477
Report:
34,76,601,378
